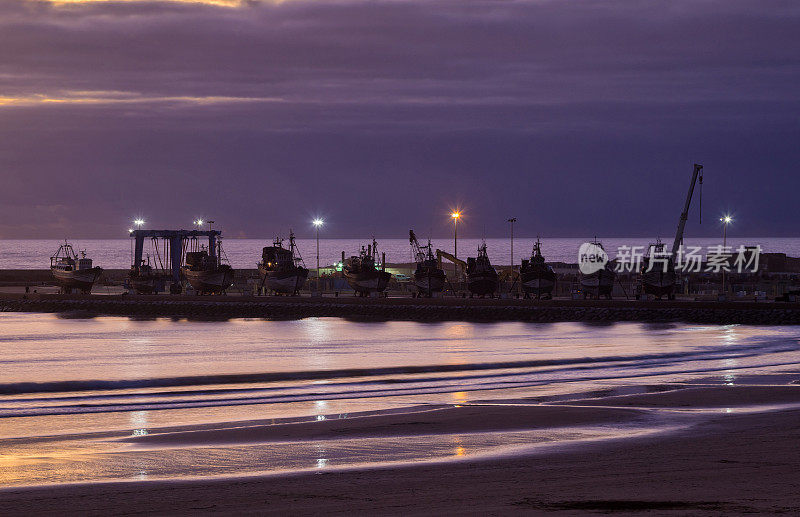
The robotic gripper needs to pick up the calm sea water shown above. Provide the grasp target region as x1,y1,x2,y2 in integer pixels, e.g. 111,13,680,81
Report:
1,237,797,269
1,313,799,486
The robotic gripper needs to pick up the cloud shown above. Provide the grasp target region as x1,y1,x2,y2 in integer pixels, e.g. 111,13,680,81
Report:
0,0,798,238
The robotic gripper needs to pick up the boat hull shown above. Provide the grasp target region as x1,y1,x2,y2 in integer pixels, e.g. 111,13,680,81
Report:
641,269,677,298
51,267,103,293
520,270,556,297
129,275,169,295
183,267,235,294
344,270,391,294
258,266,309,294
467,272,498,296
580,269,615,298
412,269,446,296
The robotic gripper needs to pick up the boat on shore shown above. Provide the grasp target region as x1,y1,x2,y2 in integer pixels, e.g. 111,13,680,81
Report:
258,231,309,295
641,239,677,300
409,230,446,297
520,238,556,299
50,241,103,294
466,241,499,298
579,240,616,299
343,239,391,296
182,244,234,294
128,256,170,294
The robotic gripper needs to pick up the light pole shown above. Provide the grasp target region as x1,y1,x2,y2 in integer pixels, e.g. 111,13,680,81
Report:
451,211,461,283
720,215,732,297
508,217,516,295
132,219,144,268
313,219,324,285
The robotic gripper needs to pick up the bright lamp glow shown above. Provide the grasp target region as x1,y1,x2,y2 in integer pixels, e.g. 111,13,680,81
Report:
451,211,461,220
134,219,144,227
720,215,733,224
195,219,203,226
313,218,324,227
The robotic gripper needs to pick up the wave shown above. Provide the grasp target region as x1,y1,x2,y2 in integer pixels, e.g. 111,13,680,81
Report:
1,338,795,397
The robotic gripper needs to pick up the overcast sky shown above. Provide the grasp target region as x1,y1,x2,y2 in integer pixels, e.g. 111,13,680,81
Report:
0,0,797,239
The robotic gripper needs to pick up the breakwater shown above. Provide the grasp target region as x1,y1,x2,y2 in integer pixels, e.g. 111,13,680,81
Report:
2,293,800,325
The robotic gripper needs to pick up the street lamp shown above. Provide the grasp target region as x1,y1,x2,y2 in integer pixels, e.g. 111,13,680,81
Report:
134,219,144,228
313,218,324,284
508,217,517,296
720,215,733,297
451,211,461,283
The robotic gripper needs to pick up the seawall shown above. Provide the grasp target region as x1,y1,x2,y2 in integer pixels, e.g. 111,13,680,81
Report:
2,293,799,325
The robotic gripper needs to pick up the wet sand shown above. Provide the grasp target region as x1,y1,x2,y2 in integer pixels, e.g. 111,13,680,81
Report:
3,384,800,515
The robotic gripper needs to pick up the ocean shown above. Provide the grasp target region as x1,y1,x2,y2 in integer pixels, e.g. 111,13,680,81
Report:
1,237,797,269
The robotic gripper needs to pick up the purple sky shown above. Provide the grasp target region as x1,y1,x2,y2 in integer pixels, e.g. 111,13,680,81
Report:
0,0,798,239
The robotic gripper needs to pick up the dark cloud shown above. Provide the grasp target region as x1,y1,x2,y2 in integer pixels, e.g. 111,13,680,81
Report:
0,0,798,238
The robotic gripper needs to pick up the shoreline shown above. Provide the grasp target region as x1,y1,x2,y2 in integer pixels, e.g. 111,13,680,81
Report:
2,384,800,514
3,292,800,324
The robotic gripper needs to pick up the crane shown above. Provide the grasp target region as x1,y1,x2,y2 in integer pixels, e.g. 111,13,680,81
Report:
436,249,466,273
671,163,704,258
409,230,426,264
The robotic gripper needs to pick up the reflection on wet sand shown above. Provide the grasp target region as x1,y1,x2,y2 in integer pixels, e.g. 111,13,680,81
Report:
1,314,799,488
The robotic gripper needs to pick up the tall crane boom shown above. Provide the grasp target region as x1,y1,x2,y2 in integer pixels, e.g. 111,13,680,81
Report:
409,230,425,263
671,163,704,258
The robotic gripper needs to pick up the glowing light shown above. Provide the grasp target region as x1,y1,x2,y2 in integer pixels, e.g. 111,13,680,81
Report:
128,228,133,233
42,1,249,8
134,219,145,227
0,91,283,108
194,219,203,226
451,211,461,220
720,215,733,224
312,219,324,227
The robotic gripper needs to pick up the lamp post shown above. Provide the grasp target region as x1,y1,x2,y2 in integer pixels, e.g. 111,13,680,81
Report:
508,217,516,296
451,211,461,283
720,215,732,297
132,219,144,268
313,219,324,285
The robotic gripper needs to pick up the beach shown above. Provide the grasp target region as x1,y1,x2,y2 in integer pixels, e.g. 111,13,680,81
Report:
2,314,800,514
2,382,800,515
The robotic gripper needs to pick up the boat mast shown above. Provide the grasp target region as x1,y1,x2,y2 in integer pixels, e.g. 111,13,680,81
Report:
671,163,704,258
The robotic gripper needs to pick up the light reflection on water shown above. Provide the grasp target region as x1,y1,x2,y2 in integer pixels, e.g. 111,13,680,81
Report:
1,313,799,487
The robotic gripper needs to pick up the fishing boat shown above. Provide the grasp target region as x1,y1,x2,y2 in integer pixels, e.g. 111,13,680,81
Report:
182,243,234,294
409,230,446,297
639,164,704,300
258,230,309,295
128,256,168,295
579,240,616,299
520,238,556,299
466,241,499,297
50,241,103,294
640,239,677,299
343,238,391,296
